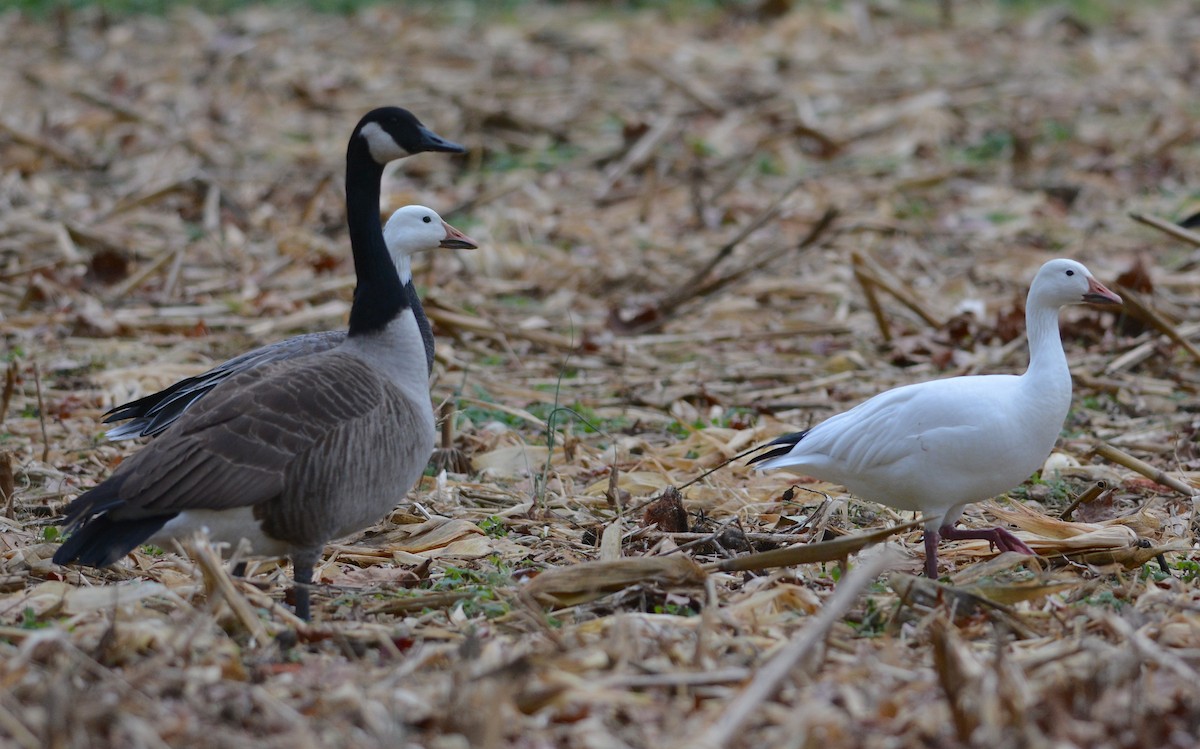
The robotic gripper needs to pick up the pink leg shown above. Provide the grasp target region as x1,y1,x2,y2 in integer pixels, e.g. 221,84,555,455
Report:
923,528,941,579
938,524,1035,556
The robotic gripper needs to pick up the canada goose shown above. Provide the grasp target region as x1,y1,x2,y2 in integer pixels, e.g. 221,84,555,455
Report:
103,205,477,440
749,259,1122,578
54,108,468,620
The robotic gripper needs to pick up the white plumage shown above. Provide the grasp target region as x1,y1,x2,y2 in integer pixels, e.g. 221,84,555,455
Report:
750,258,1123,577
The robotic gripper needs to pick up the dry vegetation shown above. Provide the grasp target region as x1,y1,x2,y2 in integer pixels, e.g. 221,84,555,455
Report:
1,1,1200,746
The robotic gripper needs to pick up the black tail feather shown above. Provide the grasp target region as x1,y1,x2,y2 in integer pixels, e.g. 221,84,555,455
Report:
60,477,128,527
53,474,173,568
746,430,807,466
52,513,173,567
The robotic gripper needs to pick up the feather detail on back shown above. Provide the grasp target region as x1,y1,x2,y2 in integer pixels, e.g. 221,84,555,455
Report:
103,331,347,439
57,350,433,564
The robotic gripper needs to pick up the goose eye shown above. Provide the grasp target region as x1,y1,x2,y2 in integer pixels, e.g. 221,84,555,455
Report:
1065,270,1074,276
422,216,432,223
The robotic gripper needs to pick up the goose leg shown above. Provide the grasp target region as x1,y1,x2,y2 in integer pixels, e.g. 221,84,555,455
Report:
923,529,941,579
938,524,1035,556
290,550,320,621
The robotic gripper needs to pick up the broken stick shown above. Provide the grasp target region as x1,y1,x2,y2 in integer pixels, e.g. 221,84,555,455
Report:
1093,442,1195,497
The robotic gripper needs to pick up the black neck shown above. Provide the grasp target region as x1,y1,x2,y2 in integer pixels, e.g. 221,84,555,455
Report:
346,138,409,337
406,280,436,374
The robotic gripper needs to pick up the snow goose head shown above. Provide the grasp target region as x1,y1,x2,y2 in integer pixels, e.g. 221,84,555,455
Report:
1029,258,1122,309
383,205,478,271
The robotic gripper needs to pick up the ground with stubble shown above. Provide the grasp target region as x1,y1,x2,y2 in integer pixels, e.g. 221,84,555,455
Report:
1,2,1199,747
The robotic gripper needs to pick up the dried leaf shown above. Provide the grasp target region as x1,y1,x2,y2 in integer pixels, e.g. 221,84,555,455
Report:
523,556,707,608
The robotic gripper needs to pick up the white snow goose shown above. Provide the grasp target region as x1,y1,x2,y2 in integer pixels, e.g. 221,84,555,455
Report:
102,205,476,440
749,258,1123,578
53,108,467,620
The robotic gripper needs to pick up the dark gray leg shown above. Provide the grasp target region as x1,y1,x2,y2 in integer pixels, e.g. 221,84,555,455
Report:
290,550,320,621
923,528,940,579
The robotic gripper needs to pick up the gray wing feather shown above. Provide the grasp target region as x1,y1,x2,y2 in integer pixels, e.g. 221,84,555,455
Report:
106,352,399,519
104,331,347,440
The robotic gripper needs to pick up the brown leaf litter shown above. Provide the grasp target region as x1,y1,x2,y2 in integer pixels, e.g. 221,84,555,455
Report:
1,1,1200,747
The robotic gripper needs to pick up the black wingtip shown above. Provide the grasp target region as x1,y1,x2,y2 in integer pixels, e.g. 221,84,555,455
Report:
747,445,794,466
766,430,807,447
101,386,174,423
101,372,210,425
102,399,150,423
746,431,807,466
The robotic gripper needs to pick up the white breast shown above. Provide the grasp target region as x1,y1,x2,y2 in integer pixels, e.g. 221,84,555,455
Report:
150,508,292,558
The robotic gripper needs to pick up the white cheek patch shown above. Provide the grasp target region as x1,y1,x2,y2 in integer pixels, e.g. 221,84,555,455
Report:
360,121,408,163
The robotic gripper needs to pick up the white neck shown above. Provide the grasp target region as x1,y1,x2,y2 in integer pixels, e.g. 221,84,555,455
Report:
1019,292,1072,412
395,254,413,286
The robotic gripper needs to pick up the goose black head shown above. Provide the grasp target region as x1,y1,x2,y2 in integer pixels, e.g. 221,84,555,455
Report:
354,107,466,165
